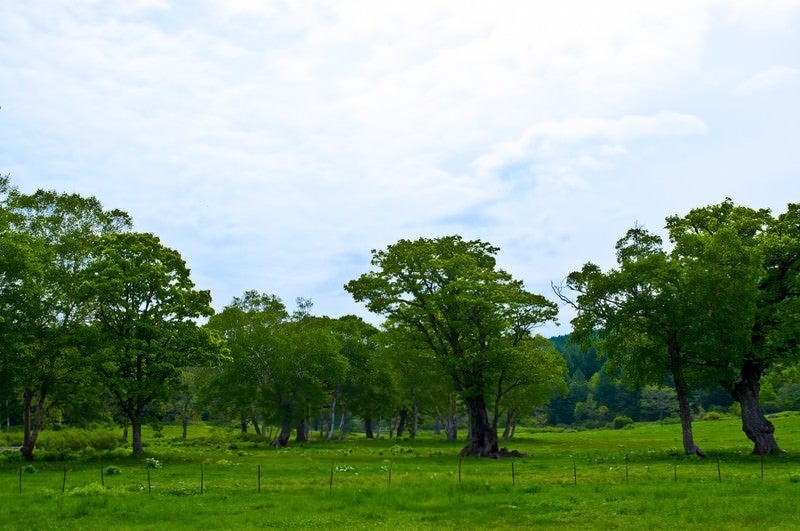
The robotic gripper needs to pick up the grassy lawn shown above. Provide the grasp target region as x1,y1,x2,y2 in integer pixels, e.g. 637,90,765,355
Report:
1,414,799,529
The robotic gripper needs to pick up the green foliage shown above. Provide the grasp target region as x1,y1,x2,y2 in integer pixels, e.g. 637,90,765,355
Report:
611,416,634,429
82,232,227,454
104,465,122,476
346,235,560,455
36,429,119,452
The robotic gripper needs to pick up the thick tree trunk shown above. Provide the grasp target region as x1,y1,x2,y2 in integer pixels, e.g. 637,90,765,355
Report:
295,420,308,443
364,416,374,439
445,414,458,441
733,360,782,455
460,394,498,457
131,416,144,454
240,413,249,434
271,421,292,447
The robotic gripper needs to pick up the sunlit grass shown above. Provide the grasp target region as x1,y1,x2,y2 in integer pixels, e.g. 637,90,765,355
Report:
1,414,799,529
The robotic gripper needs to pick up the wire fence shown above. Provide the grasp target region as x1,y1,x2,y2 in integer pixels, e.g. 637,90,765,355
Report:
7,452,797,497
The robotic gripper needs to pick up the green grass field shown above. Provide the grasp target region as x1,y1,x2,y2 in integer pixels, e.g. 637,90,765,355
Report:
2,414,800,530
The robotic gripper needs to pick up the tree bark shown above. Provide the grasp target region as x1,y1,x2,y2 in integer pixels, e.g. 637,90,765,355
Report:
502,408,516,440
271,420,291,447
131,416,144,454
396,408,408,438
295,420,308,443
669,343,706,457
326,395,337,441
409,389,418,439
459,394,498,457
337,406,347,440
21,389,41,461
364,416,374,439
436,396,458,440
733,360,782,455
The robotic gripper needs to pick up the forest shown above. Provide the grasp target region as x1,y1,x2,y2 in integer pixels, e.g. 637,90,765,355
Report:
1,175,799,460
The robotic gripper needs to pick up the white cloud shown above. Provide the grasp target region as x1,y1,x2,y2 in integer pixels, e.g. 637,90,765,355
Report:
474,112,708,181
736,65,800,93
1,1,799,334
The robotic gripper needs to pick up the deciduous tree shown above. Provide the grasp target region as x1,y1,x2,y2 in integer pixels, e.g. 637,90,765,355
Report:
82,232,226,454
346,236,558,457
2,180,131,459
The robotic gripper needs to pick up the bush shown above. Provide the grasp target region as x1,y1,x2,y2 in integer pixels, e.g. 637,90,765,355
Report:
105,465,122,476
611,416,634,429
37,428,120,452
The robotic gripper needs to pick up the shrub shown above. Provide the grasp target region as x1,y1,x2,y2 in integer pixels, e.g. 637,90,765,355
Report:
612,416,634,429
37,428,119,452
105,465,122,476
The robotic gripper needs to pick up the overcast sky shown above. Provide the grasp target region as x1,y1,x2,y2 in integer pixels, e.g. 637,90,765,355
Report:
2,1,799,337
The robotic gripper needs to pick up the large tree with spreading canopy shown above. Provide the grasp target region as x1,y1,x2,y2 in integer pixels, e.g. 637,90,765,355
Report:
345,235,559,457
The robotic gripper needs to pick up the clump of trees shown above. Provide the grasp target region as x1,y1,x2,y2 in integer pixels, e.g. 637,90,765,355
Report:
557,199,800,455
3,175,798,459
0,177,226,458
345,236,566,457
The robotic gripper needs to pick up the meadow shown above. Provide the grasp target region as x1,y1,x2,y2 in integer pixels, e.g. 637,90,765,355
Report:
1,414,800,530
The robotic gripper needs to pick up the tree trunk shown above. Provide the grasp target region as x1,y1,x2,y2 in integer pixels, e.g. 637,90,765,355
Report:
182,417,188,439
436,399,458,441
271,420,291,447
240,413,248,434
733,360,782,455
669,343,706,457
396,408,407,438
120,424,128,444
295,420,308,443
337,406,347,440
364,416,374,439
251,412,262,437
326,395,337,441
459,394,498,457
21,389,43,461
409,391,418,439
131,416,144,454
502,408,516,440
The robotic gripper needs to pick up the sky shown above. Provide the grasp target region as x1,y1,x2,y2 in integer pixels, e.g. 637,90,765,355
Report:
2,1,799,337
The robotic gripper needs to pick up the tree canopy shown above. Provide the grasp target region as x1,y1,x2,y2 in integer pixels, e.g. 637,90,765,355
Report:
346,235,561,456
